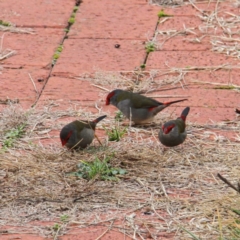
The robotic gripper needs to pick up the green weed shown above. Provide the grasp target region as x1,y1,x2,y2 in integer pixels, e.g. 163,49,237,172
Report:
60,214,69,222
114,111,124,122
104,124,127,142
68,17,75,25
52,45,63,65
214,85,239,90
68,156,127,181
0,20,12,27
52,223,61,231
180,226,200,240
2,123,26,149
145,42,156,54
158,9,172,18
73,6,79,13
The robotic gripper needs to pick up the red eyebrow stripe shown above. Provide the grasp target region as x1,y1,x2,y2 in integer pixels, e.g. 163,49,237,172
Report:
62,130,73,146
106,92,115,105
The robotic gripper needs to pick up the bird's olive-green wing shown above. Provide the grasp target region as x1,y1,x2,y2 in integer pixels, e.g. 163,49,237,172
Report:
175,119,186,133
128,92,161,109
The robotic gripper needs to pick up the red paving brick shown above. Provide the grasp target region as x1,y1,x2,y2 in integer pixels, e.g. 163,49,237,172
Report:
0,0,75,27
147,50,239,68
1,29,64,67
52,39,146,76
158,35,212,51
158,15,203,32
70,0,160,39
39,76,103,104
0,68,48,109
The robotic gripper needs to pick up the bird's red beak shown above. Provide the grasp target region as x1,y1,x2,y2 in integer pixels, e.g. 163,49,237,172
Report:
106,97,110,105
61,139,67,146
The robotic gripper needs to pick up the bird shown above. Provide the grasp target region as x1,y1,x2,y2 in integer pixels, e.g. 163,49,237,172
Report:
158,107,190,147
60,115,107,149
106,89,187,124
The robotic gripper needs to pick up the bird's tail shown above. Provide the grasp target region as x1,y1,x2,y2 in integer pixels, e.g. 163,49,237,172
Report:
179,107,190,121
93,115,107,123
152,99,188,115
164,99,188,106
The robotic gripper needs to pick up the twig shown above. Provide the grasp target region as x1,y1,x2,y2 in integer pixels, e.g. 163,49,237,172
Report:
160,180,169,199
95,220,114,240
0,33,5,53
0,49,16,60
95,133,103,146
53,224,62,240
0,33,16,60
189,79,240,89
145,95,190,98
217,173,240,193
28,73,39,94
188,0,204,13
58,139,83,156
91,84,110,92
0,25,35,34
95,102,102,114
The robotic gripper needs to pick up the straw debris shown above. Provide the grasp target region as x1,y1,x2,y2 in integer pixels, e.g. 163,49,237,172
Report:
0,104,239,239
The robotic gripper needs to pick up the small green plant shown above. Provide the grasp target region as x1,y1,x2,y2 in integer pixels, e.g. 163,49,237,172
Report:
232,209,240,216
140,64,146,69
60,214,69,222
53,53,60,60
68,156,127,181
104,125,127,142
52,223,61,231
158,9,172,18
145,42,156,54
56,45,63,53
52,45,63,65
214,85,239,90
114,111,124,122
73,6,79,13
0,20,12,27
2,123,26,149
180,226,200,240
71,13,76,18
68,17,75,25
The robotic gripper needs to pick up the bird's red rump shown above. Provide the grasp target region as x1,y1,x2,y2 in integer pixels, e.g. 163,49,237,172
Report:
162,124,175,134
148,106,156,112
180,115,186,121
106,92,115,105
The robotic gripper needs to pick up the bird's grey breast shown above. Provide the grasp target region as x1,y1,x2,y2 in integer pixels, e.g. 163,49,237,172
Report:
117,99,131,117
79,128,95,146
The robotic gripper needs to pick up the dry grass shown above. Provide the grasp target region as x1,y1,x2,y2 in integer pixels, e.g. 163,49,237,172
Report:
0,33,16,61
0,104,240,239
196,2,240,60
0,24,35,34
1,1,240,239
149,0,184,6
